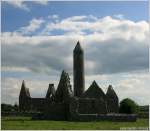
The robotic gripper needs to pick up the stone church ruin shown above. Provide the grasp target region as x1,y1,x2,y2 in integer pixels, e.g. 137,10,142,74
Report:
19,41,137,121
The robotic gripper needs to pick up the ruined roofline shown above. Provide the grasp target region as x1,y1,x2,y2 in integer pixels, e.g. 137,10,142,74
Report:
83,81,118,97
46,83,55,98
20,80,56,99
84,80,105,92
20,70,72,99
19,73,118,100
90,80,106,96
81,80,106,99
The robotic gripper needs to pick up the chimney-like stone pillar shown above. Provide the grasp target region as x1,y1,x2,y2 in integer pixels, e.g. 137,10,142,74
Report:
73,41,85,97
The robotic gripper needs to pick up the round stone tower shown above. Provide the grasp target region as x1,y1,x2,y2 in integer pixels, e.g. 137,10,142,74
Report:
73,41,85,97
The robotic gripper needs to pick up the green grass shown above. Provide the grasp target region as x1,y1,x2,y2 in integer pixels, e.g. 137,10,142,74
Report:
1,116,149,130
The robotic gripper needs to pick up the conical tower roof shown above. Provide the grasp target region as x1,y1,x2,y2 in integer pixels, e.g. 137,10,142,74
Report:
106,85,118,99
82,80,106,99
73,41,83,53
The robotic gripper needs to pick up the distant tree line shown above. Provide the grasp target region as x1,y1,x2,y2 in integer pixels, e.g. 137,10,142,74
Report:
1,103,19,112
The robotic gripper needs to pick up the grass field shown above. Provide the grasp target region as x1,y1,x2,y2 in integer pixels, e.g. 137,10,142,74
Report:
1,116,149,130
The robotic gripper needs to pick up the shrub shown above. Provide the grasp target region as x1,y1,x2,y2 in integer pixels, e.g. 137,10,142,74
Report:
119,98,139,114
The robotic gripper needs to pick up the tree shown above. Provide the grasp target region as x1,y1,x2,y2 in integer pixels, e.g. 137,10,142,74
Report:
14,102,19,111
1,103,13,112
119,98,139,114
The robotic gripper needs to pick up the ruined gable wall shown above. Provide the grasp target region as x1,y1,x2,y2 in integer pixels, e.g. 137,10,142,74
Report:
106,98,119,113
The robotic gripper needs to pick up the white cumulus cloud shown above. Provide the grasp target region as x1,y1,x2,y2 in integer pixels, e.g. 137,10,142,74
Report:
1,15,149,105
4,0,48,11
17,18,45,35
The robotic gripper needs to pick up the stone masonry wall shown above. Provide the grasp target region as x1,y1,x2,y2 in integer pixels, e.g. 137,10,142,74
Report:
44,103,68,120
78,98,107,114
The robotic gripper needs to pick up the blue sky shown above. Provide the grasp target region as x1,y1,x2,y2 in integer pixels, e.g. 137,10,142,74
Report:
1,1,149,105
2,1,148,32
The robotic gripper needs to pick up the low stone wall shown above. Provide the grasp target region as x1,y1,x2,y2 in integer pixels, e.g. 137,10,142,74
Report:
70,113,137,122
138,112,149,119
138,105,149,119
1,111,40,117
